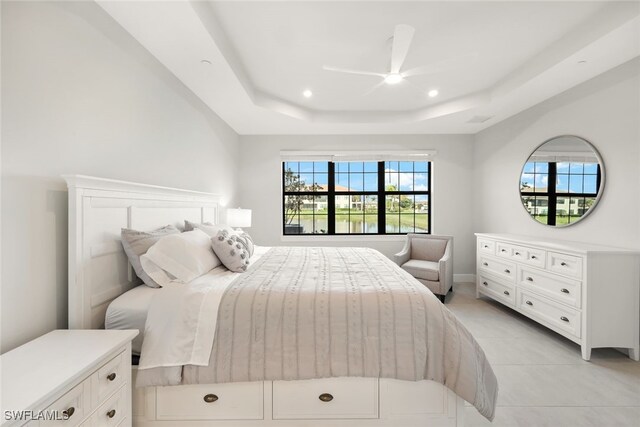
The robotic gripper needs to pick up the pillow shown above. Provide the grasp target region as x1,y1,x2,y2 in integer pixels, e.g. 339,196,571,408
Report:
237,231,255,258
121,225,180,288
141,229,221,284
184,220,234,237
211,230,251,273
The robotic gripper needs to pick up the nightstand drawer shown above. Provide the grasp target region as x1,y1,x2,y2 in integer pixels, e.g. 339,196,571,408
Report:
94,385,127,426
273,377,378,420
478,256,516,282
41,379,89,426
518,290,581,338
156,382,263,420
96,350,126,403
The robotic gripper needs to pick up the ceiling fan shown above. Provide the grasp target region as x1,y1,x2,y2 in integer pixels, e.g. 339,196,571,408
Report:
323,24,455,95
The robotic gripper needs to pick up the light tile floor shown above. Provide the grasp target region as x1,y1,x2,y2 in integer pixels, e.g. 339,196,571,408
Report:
446,283,640,427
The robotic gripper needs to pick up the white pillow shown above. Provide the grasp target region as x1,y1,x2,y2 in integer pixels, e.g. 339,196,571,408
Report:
140,229,221,284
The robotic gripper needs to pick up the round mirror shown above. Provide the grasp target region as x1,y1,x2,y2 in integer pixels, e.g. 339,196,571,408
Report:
520,135,604,227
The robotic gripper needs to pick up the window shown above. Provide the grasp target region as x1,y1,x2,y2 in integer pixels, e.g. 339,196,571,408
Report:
520,160,601,226
283,161,431,235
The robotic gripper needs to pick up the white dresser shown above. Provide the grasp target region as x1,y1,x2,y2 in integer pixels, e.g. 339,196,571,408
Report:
1,330,138,427
475,233,639,361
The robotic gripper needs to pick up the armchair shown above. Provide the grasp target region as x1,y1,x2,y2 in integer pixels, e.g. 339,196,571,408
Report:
394,234,453,303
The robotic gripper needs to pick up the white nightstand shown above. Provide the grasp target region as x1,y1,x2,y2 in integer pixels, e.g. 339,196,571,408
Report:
1,329,138,427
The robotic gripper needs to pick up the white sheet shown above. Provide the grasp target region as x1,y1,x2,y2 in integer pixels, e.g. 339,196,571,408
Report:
105,285,157,354
138,246,270,370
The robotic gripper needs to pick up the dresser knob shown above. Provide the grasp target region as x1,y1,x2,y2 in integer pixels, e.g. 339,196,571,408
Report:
63,407,75,419
526,300,533,306
560,288,569,294
503,290,510,296
515,252,520,256
319,393,334,402
484,245,489,248
501,249,507,253
560,262,568,266
560,316,569,322
504,269,511,274
531,255,537,259
482,281,488,286
526,277,533,282
482,262,488,266
204,393,219,403
107,372,116,381
106,409,116,419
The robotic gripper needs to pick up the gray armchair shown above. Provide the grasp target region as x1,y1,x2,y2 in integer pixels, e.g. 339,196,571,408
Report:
394,234,453,303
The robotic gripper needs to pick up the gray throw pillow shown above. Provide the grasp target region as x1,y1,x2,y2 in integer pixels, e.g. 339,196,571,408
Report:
211,230,251,273
121,225,180,288
184,220,235,237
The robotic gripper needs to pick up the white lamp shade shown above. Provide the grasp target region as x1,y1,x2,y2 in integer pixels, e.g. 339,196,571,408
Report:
226,208,252,228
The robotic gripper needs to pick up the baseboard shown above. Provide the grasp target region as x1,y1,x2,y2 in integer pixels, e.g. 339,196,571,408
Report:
454,274,476,283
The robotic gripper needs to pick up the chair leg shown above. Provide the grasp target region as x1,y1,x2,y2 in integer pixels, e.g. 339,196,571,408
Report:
438,294,445,304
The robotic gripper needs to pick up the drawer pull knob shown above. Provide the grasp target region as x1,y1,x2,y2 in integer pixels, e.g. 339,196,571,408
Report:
515,252,520,255
484,245,489,248
531,255,537,259
560,262,568,266
482,262,488,266
560,316,569,322
503,291,510,296
106,409,116,419
504,269,511,274
501,249,507,252
204,393,219,403
560,288,570,294
482,281,488,286
319,393,334,402
526,300,533,306
526,277,533,282
63,407,75,419
107,372,116,381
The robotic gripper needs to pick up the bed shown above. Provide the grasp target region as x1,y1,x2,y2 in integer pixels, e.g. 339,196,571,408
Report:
64,175,497,427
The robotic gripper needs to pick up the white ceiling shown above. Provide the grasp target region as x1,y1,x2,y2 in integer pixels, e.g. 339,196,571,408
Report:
97,0,640,135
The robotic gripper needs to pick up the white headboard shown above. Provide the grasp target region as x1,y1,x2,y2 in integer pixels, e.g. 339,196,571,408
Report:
63,175,220,329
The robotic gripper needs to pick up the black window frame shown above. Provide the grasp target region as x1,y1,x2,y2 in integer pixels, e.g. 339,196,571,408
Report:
282,161,431,235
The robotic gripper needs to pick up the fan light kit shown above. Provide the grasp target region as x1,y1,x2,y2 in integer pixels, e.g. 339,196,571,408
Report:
303,89,313,98
323,24,451,96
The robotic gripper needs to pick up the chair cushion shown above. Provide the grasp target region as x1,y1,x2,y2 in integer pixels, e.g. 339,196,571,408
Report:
401,259,440,281
410,238,447,262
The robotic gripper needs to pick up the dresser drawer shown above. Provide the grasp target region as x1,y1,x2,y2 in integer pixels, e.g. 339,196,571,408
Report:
96,350,126,403
478,274,515,306
478,239,496,255
273,377,378,420
42,378,89,426
518,290,581,338
156,382,263,420
519,267,581,308
495,242,546,268
478,256,516,282
94,384,127,426
547,251,583,279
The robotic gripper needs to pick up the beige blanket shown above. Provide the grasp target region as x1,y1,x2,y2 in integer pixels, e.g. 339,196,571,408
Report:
176,247,497,420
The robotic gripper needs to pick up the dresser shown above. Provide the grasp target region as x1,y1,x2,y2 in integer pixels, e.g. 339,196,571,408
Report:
475,233,639,361
1,330,138,427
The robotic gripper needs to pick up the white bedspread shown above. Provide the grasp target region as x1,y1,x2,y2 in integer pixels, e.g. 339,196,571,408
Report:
138,246,270,370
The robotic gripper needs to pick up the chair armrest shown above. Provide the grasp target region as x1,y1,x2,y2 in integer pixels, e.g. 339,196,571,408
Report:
394,248,410,266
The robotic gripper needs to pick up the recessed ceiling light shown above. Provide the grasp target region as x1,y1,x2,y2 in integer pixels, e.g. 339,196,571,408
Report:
428,89,439,98
303,89,313,98
201,59,212,65
384,73,403,85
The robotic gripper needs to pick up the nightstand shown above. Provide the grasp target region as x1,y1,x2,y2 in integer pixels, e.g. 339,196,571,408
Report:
1,329,138,426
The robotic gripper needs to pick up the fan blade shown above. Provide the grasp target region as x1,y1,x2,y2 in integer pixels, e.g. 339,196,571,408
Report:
323,65,386,78
363,80,386,96
390,24,415,74
402,53,479,78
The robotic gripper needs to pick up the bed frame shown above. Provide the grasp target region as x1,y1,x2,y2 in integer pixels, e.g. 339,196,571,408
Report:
64,175,465,427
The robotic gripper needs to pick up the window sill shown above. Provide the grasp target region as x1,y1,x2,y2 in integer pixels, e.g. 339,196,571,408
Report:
281,235,407,243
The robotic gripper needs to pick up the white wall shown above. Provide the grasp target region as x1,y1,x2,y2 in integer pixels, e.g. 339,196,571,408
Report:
239,135,475,275
1,1,240,353
473,58,640,252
